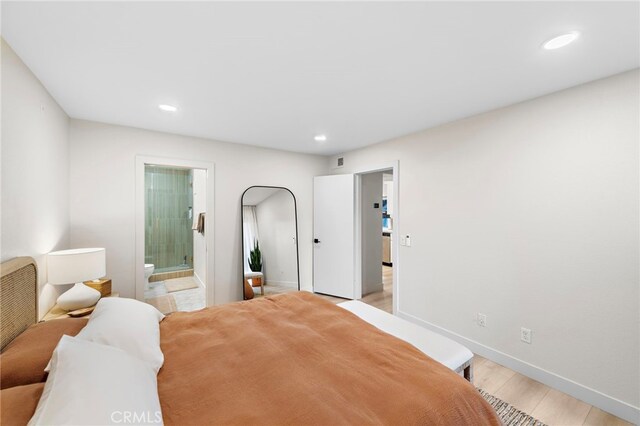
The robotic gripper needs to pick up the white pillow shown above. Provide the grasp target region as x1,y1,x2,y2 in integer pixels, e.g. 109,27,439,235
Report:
29,335,162,426
75,297,165,372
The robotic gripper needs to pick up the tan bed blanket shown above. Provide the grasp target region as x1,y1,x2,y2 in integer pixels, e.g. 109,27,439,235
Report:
158,292,500,425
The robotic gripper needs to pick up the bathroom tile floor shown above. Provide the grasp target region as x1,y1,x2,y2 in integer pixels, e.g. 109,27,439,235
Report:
144,278,205,312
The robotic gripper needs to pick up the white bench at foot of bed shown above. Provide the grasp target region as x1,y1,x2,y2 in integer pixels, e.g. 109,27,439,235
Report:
338,301,474,382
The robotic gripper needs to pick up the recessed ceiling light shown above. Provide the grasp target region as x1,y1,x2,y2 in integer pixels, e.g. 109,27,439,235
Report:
543,32,579,50
314,134,327,142
158,104,178,112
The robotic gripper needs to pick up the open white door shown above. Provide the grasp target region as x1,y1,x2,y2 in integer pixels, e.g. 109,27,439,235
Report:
313,174,355,299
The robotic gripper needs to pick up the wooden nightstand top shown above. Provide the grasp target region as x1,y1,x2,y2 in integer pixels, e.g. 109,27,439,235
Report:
41,292,119,322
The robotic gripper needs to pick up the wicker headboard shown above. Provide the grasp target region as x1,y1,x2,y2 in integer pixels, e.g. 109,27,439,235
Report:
0,257,38,352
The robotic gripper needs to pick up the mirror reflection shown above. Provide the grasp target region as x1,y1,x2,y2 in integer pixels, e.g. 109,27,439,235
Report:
242,186,299,299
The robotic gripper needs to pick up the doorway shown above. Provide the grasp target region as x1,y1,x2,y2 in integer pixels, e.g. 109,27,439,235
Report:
312,161,399,314
358,170,394,314
143,165,205,313
135,156,215,311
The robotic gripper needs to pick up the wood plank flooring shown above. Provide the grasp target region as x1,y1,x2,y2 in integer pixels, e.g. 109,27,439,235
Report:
314,265,393,313
360,265,393,313
315,266,631,426
474,354,631,425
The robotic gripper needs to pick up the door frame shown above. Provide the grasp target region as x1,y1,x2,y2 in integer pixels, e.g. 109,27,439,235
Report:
135,155,215,307
353,161,399,314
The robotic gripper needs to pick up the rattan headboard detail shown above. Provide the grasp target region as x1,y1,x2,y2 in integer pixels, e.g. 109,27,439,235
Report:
1,257,38,352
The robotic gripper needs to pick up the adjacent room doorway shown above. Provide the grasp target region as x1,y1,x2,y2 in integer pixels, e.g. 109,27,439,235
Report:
312,162,399,314
358,170,394,314
135,156,215,312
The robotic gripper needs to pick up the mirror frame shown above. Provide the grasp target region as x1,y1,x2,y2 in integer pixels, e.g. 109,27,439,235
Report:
241,185,301,300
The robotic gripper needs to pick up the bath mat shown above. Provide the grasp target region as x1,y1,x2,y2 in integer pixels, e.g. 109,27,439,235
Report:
478,388,547,426
164,277,199,293
146,294,177,315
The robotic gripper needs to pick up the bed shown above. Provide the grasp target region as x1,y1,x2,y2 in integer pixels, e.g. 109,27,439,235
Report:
0,257,500,425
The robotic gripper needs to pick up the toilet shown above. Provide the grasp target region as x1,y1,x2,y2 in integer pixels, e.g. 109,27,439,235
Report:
144,264,155,289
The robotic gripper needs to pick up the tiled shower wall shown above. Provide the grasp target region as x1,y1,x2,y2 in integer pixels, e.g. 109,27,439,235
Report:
145,166,193,270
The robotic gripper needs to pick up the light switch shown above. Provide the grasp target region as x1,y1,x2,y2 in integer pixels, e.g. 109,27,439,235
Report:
405,235,411,247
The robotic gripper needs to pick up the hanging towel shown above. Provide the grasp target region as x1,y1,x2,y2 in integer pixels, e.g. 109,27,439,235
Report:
196,213,205,235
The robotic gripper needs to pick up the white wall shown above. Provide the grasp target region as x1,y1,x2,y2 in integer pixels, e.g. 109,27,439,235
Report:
255,190,298,287
1,40,71,318
383,174,394,220
334,70,640,416
192,169,207,287
69,119,326,304
361,172,383,295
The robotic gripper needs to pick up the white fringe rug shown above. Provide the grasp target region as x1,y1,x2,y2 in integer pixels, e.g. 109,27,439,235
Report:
478,388,547,426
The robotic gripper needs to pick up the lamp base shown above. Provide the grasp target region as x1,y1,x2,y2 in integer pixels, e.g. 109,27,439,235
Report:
57,283,101,311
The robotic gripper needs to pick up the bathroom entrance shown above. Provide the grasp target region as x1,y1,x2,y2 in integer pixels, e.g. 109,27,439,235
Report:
135,156,215,311
143,165,206,313
145,165,195,276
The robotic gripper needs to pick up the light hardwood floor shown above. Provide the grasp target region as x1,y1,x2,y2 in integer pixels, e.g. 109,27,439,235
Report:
474,355,631,425
316,265,631,426
313,265,393,312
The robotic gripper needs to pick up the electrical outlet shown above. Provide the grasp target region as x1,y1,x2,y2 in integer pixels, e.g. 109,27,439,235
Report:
521,327,532,344
477,313,487,327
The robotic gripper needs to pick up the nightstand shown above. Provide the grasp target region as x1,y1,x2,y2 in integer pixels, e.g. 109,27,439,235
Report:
41,291,119,322
83,278,112,297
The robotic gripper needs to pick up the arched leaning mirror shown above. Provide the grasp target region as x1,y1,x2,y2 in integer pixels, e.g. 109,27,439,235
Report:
242,186,300,300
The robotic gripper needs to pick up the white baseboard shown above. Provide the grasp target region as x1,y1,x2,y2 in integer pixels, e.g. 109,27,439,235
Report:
193,273,205,289
396,309,640,425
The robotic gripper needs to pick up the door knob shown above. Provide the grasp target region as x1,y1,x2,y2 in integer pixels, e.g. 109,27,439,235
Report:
314,238,321,244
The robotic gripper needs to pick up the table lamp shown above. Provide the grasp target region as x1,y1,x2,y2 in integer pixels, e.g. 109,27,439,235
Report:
48,248,105,311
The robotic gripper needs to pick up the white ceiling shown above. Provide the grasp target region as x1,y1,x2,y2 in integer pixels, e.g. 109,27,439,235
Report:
2,2,638,155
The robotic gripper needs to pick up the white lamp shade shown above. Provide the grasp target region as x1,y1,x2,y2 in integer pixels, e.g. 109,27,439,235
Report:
48,248,106,285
